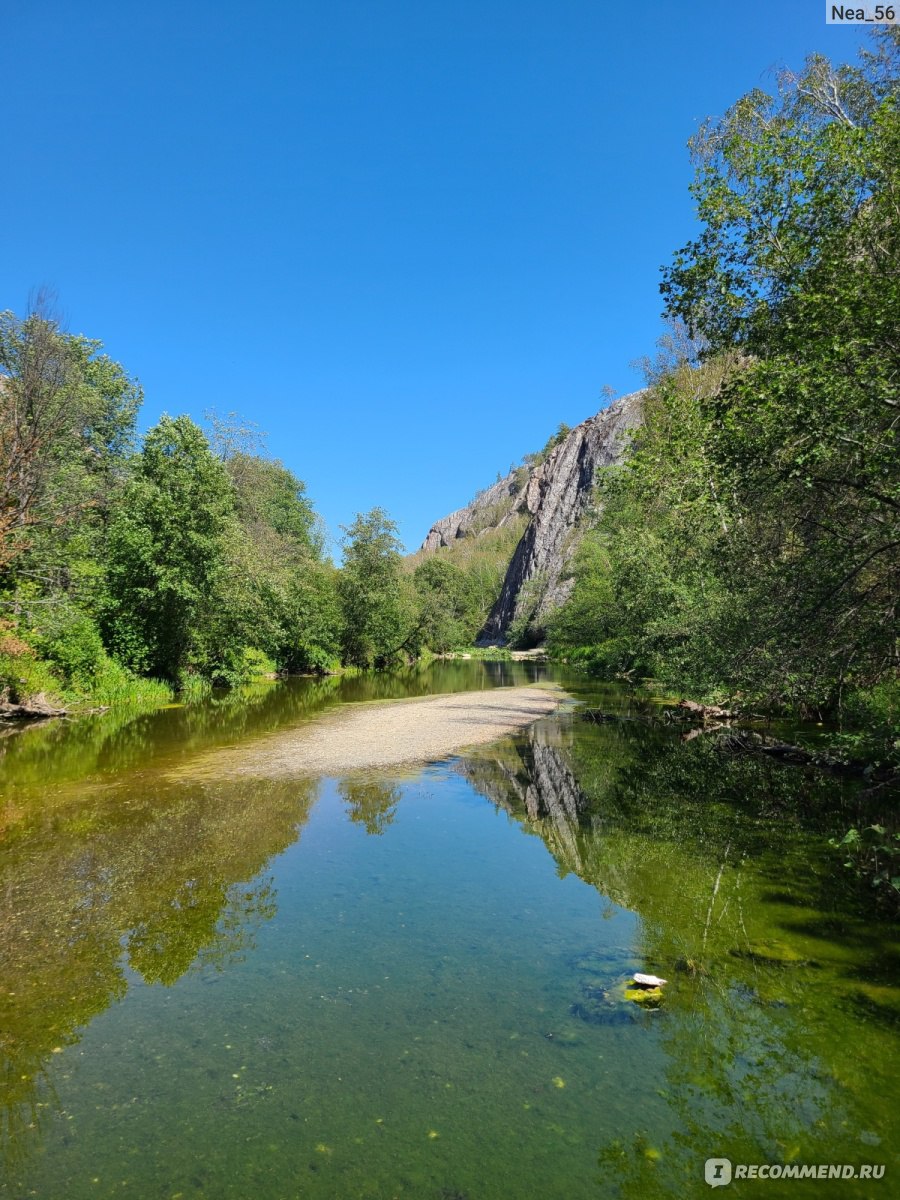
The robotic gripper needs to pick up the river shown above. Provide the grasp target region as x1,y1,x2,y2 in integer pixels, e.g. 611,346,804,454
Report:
1,662,898,1198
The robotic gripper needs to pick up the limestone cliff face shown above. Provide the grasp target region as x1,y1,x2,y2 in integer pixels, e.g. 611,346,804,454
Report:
419,391,643,642
419,469,527,552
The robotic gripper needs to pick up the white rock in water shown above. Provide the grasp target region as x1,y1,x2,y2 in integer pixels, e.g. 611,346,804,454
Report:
633,973,668,988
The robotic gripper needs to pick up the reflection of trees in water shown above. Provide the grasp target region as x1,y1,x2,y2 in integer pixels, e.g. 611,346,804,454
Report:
460,718,900,1196
338,777,400,836
0,772,318,1170
127,874,277,985
0,675,346,793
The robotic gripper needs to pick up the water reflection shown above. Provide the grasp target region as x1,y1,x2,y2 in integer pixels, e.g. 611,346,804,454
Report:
0,660,545,796
1,669,899,1197
0,662,545,1174
0,772,319,1168
461,715,900,1195
338,778,400,835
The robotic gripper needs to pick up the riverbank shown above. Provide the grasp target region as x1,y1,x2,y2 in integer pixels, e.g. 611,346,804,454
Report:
176,683,564,779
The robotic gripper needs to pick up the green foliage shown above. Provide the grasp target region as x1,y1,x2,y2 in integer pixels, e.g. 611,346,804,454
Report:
177,673,214,702
102,415,235,682
833,679,900,772
0,644,65,706
241,647,278,678
662,32,899,351
506,571,549,648
829,825,900,903
548,359,735,694
0,303,424,705
552,33,900,736
0,608,171,709
338,509,418,668
0,301,141,575
523,422,573,469
82,657,172,706
283,564,343,673
226,452,323,555
405,514,528,645
412,556,481,651
33,605,106,687
445,645,513,661
210,455,341,676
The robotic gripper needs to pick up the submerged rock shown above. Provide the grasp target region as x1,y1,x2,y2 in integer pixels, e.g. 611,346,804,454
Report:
565,946,670,1024
624,986,664,1008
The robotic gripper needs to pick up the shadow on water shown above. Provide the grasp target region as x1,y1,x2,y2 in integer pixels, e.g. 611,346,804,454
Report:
0,663,898,1198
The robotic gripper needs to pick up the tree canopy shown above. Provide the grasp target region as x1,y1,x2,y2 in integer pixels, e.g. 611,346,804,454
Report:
550,31,899,756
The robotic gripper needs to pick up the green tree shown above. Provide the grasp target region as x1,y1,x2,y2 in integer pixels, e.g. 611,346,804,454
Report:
412,556,480,651
102,416,235,681
338,508,418,668
0,300,140,579
209,451,339,675
227,452,323,555
548,357,733,689
659,31,899,709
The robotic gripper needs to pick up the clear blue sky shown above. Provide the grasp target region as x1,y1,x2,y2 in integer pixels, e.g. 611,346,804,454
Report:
1,1,866,554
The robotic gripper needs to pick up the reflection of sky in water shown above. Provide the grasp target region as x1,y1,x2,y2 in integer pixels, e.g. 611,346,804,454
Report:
1,667,899,1199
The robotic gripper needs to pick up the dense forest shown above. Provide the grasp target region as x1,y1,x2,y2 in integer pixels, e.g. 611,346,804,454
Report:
0,298,512,708
0,307,490,708
548,33,898,760
1,32,897,775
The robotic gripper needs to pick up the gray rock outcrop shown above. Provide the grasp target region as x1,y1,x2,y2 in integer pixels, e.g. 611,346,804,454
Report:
419,468,530,551
419,391,643,642
479,390,642,643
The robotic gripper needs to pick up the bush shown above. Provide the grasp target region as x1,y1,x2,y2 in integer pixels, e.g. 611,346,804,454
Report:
0,647,65,706
835,679,900,771
241,647,278,678
292,643,342,674
177,672,213,701
86,654,172,706
34,609,105,687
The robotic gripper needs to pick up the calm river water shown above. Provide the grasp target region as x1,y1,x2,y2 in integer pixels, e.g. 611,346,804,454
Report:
1,663,898,1199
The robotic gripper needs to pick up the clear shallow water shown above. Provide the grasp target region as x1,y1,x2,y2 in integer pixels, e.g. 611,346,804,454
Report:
1,665,899,1199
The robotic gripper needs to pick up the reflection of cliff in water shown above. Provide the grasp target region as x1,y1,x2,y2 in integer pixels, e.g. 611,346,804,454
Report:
0,771,319,1170
460,716,900,1197
459,720,592,878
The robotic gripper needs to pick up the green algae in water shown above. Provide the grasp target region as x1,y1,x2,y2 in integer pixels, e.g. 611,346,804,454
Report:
1,664,899,1199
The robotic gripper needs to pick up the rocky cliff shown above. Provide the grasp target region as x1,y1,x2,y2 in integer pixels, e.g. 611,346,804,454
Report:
418,390,643,643
419,468,528,552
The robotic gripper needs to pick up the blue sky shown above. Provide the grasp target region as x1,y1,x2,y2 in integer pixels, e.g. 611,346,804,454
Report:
1,2,867,553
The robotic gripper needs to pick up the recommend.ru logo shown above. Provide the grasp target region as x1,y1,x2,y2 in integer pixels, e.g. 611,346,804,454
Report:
704,1157,886,1185
705,1159,732,1187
